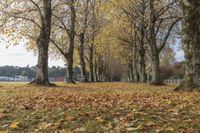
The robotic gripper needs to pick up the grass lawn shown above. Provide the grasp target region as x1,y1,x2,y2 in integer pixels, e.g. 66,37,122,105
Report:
0,82,199,132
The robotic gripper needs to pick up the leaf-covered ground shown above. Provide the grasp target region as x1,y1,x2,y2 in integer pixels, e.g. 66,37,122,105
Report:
0,83,199,133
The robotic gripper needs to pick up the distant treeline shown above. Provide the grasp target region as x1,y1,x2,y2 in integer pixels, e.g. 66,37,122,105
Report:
0,66,66,78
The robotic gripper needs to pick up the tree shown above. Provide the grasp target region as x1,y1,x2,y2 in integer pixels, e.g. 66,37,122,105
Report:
34,0,52,85
88,0,96,82
51,0,77,83
175,0,200,91
83,0,109,82
77,0,90,82
1,0,53,86
120,0,148,83
147,0,181,85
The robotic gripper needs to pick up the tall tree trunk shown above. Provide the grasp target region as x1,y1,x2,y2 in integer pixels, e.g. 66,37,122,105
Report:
138,0,147,83
67,0,76,83
128,62,134,82
34,0,52,86
133,61,139,82
147,0,180,85
139,53,146,82
132,23,140,83
35,38,49,85
103,62,107,82
95,58,99,82
99,60,104,82
79,33,89,82
139,28,146,83
78,0,89,82
89,0,97,82
151,52,160,85
67,53,74,83
175,0,200,91
148,0,161,85
89,46,95,82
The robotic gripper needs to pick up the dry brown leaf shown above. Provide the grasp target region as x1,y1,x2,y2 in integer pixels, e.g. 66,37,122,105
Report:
96,116,105,123
74,127,86,132
126,125,143,131
10,122,20,129
145,121,156,127
0,113,8,119
164,127,174,132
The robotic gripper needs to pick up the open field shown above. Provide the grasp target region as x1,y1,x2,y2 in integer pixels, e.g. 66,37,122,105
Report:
0,83,199,132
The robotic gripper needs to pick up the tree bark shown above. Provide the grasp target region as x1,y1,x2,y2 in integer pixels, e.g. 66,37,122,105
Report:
95,57,99,82
147,0,162,85
139,28,146,83
67,0,76,83
89,45,95,82
175,0,200,91
79,34,89,82
78,0,89,82
138,0,147,83
35,38,49,85
128,62,134,82
151,52,161,85
34,0,52,86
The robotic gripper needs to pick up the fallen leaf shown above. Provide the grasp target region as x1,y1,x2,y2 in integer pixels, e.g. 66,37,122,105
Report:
164,127,174,132
0,109,9,113
38,122,52,129
145,121,156,127
0,131,8,133
0,113,8,119
65,116,75,121
108,122,113,129
74,127,86,132
59,129,69,133
96,117,105,123
126,125,143,131
125,122,134,127
10,122,20,129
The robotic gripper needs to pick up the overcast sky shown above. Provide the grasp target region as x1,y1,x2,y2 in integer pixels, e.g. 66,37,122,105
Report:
0,43,65,67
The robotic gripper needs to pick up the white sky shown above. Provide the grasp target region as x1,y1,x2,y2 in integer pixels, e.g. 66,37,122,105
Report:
0,43,65,67
175,50,184,61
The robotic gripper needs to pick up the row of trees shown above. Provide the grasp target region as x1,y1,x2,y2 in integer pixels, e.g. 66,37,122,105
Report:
0,66,66,78
0,0,199,90
0,0,120,85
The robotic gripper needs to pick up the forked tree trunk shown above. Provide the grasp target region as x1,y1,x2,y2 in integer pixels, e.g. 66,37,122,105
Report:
175,0,200,91
34,0,52,86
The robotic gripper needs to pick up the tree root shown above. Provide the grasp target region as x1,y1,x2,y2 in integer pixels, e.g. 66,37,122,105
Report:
67,80,77,84
28,80,57,87
174,80,198,92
